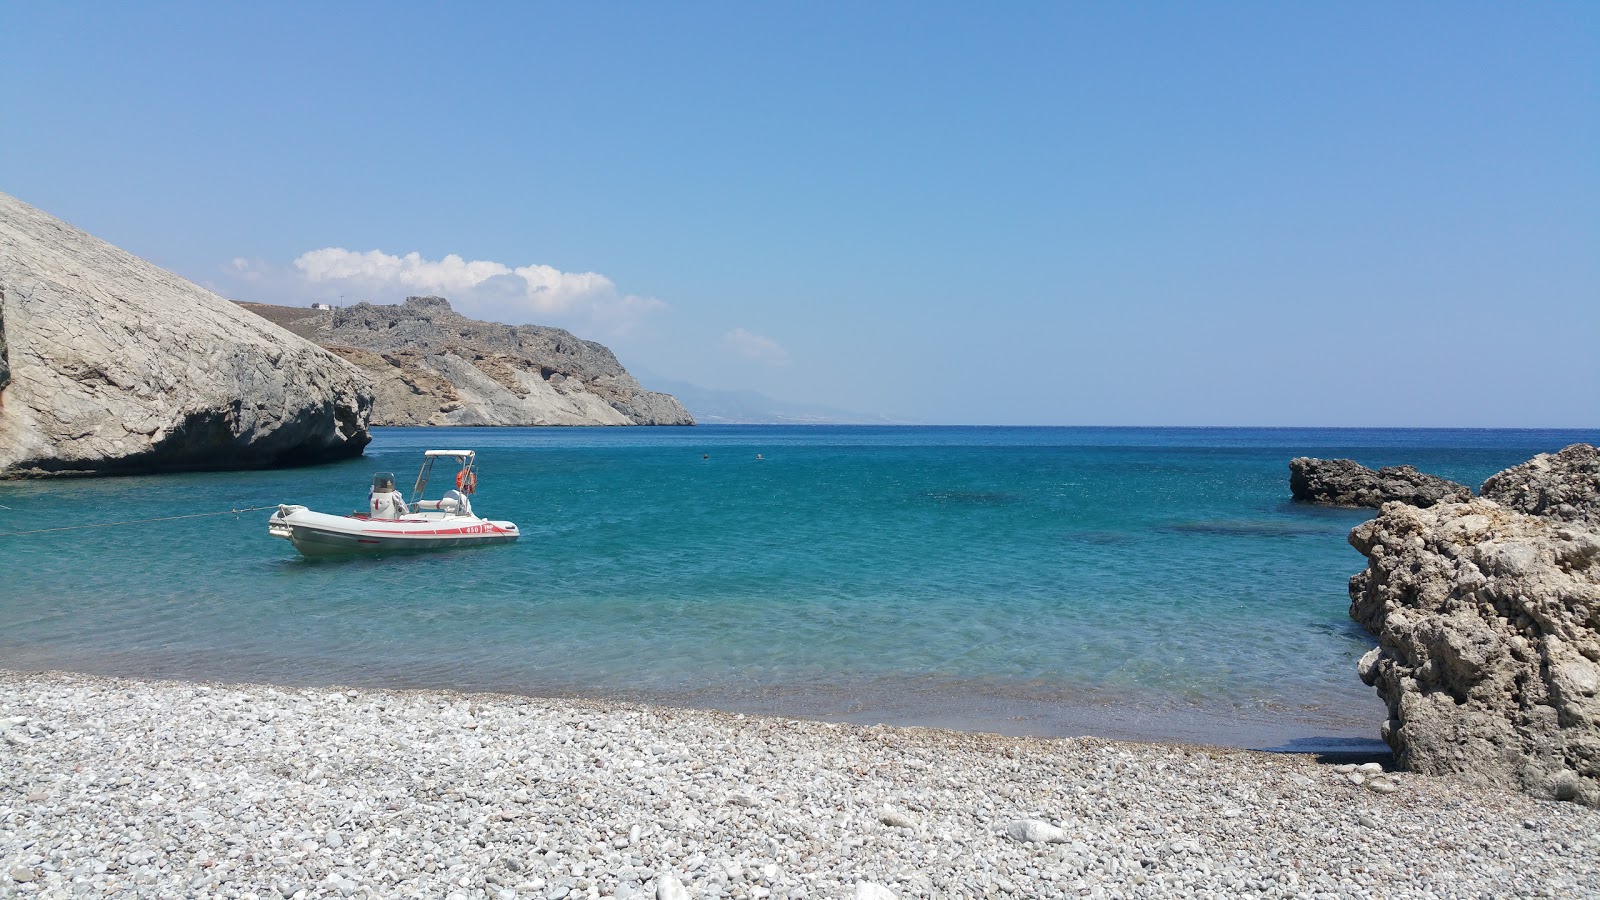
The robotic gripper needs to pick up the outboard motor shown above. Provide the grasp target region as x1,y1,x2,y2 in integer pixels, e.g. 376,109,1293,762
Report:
369,472,407,520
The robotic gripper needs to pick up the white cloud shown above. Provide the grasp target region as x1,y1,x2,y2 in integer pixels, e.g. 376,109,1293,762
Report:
512,263,623,314
283,247,665,334
227,257,269,280
724,328,791,366
295,249,510,296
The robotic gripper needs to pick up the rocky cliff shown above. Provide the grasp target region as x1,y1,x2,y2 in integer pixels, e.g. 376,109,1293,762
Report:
1348,452,1600,806
0,192,373,477
238,297,693,427
1482,443,1600,529
1290,457,1471,508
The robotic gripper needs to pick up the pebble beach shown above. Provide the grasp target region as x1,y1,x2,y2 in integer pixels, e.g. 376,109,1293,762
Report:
3,672,1598,899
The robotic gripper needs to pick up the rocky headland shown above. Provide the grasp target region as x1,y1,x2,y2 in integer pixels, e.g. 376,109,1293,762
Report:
0,193,372,477
4,671,1598,898
239,297,694,427
1289,457,1471,508
1348,445,1600,807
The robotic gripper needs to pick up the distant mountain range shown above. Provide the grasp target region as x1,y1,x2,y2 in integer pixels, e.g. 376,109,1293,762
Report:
637,376,912,425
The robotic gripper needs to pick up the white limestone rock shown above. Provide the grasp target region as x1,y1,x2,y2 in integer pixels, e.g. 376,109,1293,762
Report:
1350,495,1600,806
1482,444,1600,529
0,192,372,476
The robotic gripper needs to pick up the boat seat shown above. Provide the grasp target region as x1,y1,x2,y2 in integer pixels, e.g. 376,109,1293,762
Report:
415,498,467,514
441,489,472,516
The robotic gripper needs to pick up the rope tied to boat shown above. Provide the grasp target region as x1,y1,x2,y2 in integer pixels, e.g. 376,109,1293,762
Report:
0,505,280,537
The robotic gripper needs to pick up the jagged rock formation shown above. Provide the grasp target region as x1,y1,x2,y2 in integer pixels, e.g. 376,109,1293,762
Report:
0,298,10,397
0,192,373,477
1482,444,1600,529
239,297,694,427
1290,457,1470,508
1348,491,1600,806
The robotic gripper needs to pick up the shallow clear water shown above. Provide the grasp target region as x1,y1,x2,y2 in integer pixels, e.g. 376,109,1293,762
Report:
1,425,1592,749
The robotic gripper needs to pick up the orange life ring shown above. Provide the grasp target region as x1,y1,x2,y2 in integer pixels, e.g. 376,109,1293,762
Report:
456,469,477,494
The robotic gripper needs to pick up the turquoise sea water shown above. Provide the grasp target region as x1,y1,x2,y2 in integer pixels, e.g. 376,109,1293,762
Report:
1,426,1593,750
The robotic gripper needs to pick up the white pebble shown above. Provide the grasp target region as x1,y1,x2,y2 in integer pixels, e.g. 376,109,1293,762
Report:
2,671,1595,900
657,873,690,900
1004,819,1068,843
879,808,916,829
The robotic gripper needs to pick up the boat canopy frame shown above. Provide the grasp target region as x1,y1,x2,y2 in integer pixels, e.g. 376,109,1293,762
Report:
408,450,477,507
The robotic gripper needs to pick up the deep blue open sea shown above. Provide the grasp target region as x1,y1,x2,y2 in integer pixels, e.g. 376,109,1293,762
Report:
1,426,1593,750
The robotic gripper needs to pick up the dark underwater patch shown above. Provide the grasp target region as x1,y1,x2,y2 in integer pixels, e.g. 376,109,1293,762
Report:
1160,520,1346,538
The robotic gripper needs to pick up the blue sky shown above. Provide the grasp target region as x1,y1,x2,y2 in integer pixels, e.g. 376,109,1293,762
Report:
4,2,1596,426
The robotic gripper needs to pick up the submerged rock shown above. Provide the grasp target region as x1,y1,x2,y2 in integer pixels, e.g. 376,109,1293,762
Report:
239,296,694,427
1348,498,1600,806
1290,457,1470,509
1481,443,1600,529
0,192,373,477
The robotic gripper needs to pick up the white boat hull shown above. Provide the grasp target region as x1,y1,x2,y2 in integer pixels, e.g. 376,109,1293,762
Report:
268,505,519,557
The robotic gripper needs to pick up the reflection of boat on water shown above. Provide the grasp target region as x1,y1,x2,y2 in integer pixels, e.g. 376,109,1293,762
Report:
268,450,519,556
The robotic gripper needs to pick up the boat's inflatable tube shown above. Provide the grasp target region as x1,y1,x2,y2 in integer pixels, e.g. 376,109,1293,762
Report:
267,505,516,556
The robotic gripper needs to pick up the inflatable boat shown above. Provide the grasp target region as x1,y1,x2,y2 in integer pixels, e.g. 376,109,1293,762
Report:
268,450,519,556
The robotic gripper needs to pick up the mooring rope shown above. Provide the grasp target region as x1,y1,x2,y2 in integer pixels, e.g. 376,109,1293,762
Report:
0,505,280,537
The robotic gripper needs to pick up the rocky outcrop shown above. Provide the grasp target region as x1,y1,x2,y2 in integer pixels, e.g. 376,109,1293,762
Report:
238,297,694,427
1482,444,1600,529
1348,498,1600,805
0,295,9,397
0,192,373,477
1290,457,1470,508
